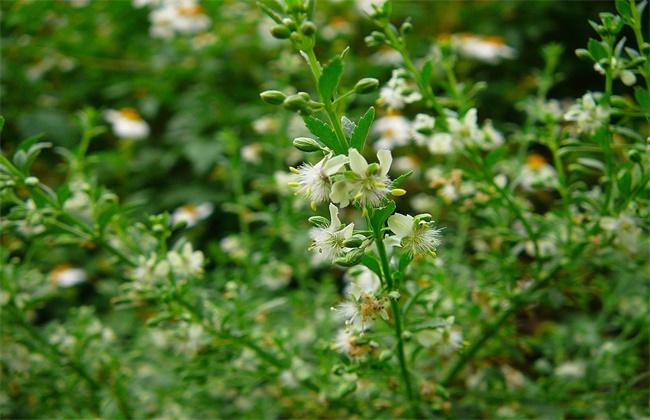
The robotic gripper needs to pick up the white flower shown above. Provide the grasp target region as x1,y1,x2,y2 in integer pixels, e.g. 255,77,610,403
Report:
427,133,454,155
291,153,349,207
171,202,213,228
481,120,505,150
333,329,375,358
309,203,354,262
515,154,558,191
446,108,485,147
410,113,436,146
564,92,610,135
387,213,442,257
371,114,411,150
448,33,517,64
343,266,381,297
50,265,87,288
167,242,204,278
554,360,586,378
334,285,389,333
149,0,211,39
415,317,464,355
379,69,422,110
240,143,263,164
104,108,150,140
331,148,393,208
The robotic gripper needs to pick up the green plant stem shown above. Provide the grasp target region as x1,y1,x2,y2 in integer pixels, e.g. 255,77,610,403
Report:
304,47,348,154
546,124,573,247
379,23,447,128
628,0,650,92
371,220,418,415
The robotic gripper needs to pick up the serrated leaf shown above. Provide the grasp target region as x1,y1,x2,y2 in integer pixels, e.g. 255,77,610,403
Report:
588,38,608,61
350,106,375,152
302,116,343,154
318,57,343,103
391,171,413,188
369,201,396,231
616,0,633,19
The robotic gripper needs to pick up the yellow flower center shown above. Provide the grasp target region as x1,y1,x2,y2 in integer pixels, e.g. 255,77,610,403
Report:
526,154,546,170
119,107,143,121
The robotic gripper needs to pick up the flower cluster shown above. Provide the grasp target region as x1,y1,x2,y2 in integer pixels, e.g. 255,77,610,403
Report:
563,92,610,135
378,69,423,110
134,0,212,39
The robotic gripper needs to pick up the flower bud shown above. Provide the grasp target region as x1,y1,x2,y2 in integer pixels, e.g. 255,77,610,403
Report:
24,176,39,187
308,215,330,228
343,235,365,248
300,21,317,37
270,24,291,39
334,248,365,267
388,291,401,300
620,70,636,86
298,91,312,101
379,350,393,362
260,90,287,105
354,78,379,94
282,18,297,32
400,21,413,34
293,137,323,152
401,330,412,341
414,213,433,223
366,162,380,175
283,94,309,111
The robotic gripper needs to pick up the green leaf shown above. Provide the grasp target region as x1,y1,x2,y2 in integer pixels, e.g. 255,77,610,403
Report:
398,252,413,273
411,318,453,332
369,201,396,232
391,171,413,188
256,1,284,23
56,185,72,206
421,59,434,88
485,147,507,168
318,57,343,102
0,116,4,133
616,167,633,196
361,254,382,278
23,142,53,173
588,38,608,61
96,202,120,232
302,116,342,153
634,86,650,110
350,106,375,152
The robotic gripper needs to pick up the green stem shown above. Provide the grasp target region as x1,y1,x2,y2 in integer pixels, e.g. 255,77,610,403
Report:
546,124,573,247
371,218,418,414
628,0,650,93
305,48,349,154
380,23,447,128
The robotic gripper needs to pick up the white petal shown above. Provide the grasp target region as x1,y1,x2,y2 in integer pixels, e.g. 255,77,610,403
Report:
322,154,349,176
377,149,392,176
328,203,341,229
348,148,368,175
387,213,413,239
330,179,352,207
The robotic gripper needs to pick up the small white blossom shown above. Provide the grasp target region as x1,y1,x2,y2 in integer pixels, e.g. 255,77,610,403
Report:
104,108,150,140
515,154,558,191
379,69,422,110
447,33,517,64
240,143,263,164
291,153,349,207
309,204,354,262
446,108,485,147
334,283,389,333
331,148,393,208
371,114,411,150
49,265,87,288
409,113,436,146
168,242,204,279
564,92,610,135
149,0,211,39
171,203,213,228
387,213,442,257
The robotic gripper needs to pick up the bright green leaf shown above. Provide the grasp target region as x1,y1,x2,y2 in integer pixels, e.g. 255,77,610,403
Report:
369,201,396,232
303,115,343,154
318,57,343,103
350,106,375,152
588,38,608,61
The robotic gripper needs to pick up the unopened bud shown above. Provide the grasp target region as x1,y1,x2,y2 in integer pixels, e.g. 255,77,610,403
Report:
334,248,365,267
300,21,316,37
414,213,433,223
293,137,323,152
308,216,329,228
620,70,636,86
282,18,297,31
401,330,412,341
366,162,380,175
354,78,379,94
379,350,393,362
24,176,39,187
283,94,309,111
343,235,365,248
388,291,401,300
400,21,413,34
270,24,291,39
260,90,287,105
